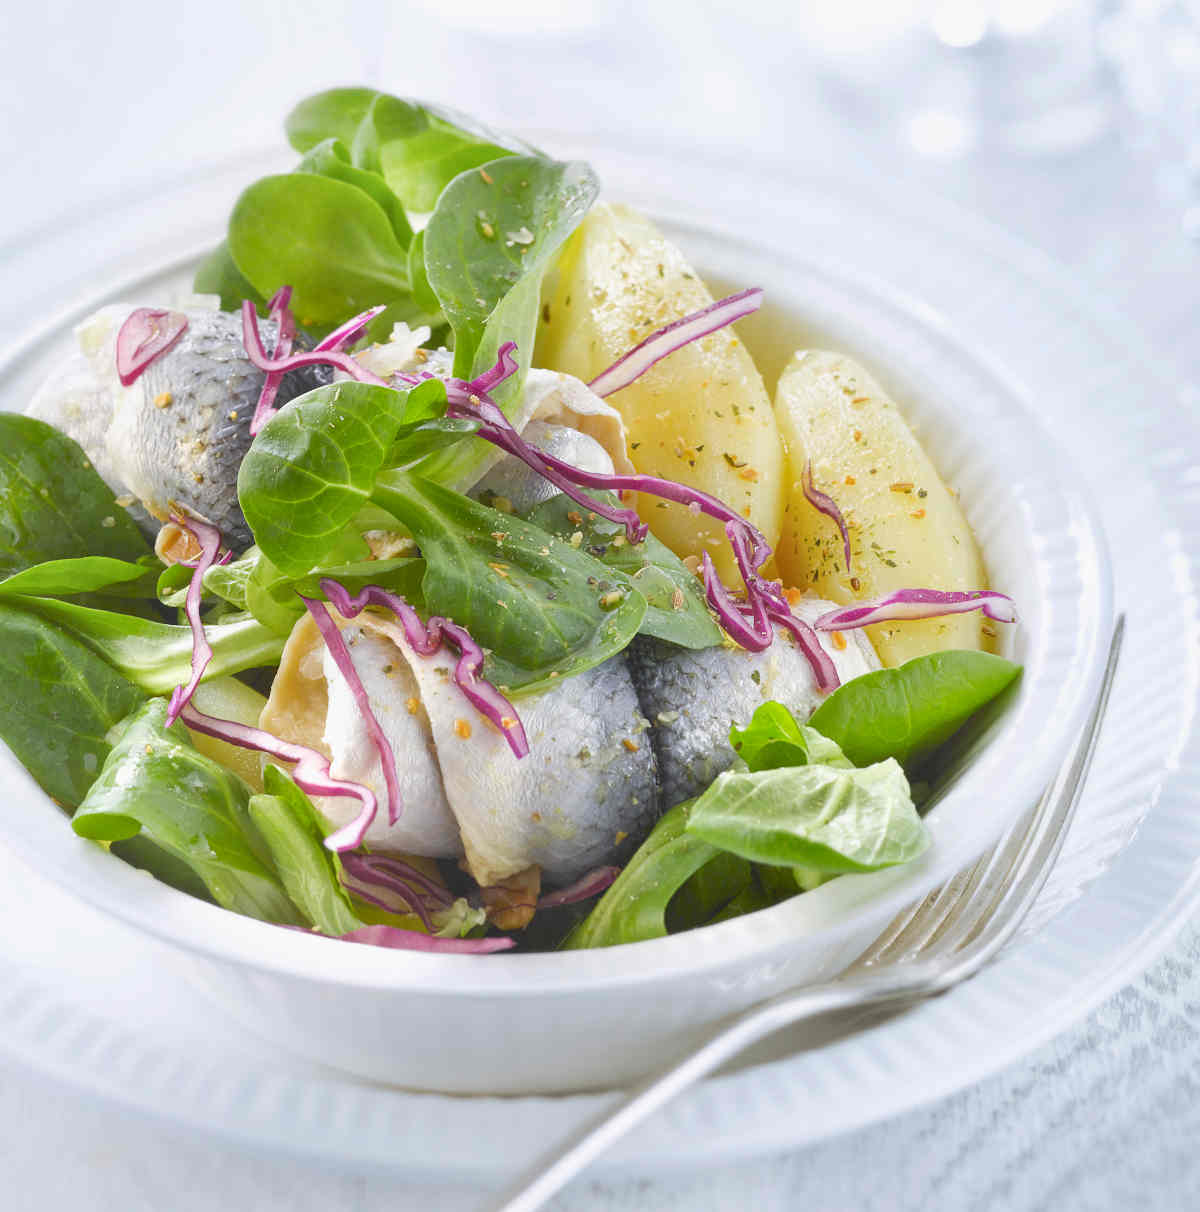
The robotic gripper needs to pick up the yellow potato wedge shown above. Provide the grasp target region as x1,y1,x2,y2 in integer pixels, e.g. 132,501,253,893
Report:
774,350,989,666
535,202,784,582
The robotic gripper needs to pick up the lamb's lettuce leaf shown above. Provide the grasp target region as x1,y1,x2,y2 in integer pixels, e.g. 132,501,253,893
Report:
372,473,646,694
8,595,283,694
663,848,755,933
248,765,363,936
285,89,526,213
158,547,260,611
729,703,853,773
0,603,144,808
416,155,600,493
685,760,927,874
423,155,598,381
296,136,413,248
525,493,722,650
72,699,303,924
237,378,450,578
564,800,720,949
0,556,159,601
0,415,150,576
228,173,412,331
808,650,1021,770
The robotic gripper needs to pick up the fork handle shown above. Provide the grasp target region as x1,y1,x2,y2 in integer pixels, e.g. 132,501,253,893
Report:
490,974,933,1212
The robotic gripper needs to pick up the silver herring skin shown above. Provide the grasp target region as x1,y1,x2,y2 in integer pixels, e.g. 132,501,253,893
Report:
629,604,879,808
29,306,327,547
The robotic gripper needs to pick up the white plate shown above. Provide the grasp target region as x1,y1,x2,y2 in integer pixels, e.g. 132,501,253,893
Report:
0,137,1195,1171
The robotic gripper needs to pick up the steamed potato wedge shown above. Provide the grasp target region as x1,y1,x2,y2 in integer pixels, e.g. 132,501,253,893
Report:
774,350,988,666
535,202,784,582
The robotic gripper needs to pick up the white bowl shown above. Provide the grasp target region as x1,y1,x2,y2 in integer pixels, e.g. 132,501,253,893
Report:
0,153,1112,1096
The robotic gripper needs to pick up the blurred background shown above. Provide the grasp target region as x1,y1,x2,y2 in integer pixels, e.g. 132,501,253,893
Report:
2,0,1196,359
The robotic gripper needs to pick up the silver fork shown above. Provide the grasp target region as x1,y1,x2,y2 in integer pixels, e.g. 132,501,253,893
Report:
493,616,1124,1212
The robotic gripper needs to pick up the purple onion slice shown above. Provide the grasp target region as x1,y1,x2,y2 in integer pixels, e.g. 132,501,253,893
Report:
765,603,840,693
247,288,296,435
165,514,225,726
178,703,378,852
813,589,1018,632
537,866,620,908
701,555,772,652
116,308,188,386
339,852,436,929
586,287,763,398
316,304,388,354
339,851,455,933
241,301,388,389
467,341,520,394
302,597,402,830
801,460,852,573
336,924,515,953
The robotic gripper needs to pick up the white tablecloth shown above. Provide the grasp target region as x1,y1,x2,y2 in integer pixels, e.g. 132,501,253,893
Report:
3,3,1198,1207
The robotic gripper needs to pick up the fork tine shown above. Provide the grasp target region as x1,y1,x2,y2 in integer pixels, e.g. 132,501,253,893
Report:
853,888,947,967
860,812,1030,969
877,840,1016,963
919,793,1053,957
860,863,983,966
931,613,1125,974
857,613,1124,972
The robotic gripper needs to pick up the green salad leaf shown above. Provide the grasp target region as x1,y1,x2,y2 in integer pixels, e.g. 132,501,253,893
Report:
237,379,437,577
285,88,524,213
244,549,427,638
685,760,927,874
414,155,600,492
0,603,144,808
424,155,599,380
158,547,260,611
808,650,1022,770
248,765,363,936
663,848,755,934
0,556,158,601
296,136,413,248
729,702,853,773
406,227,439,313
569,699,928,948
0,415,150,576
373,473,647,693
524,493,722,650
73,699,303,924
228,174,411,331
10,595,283,694
238,375,648,689
108,835,217,903
563,801,721,949
207,88,541,328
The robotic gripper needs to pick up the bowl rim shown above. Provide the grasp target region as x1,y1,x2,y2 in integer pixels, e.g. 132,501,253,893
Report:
0,167,1114,998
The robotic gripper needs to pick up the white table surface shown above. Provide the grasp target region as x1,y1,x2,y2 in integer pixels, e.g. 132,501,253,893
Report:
3,3,1199,1208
